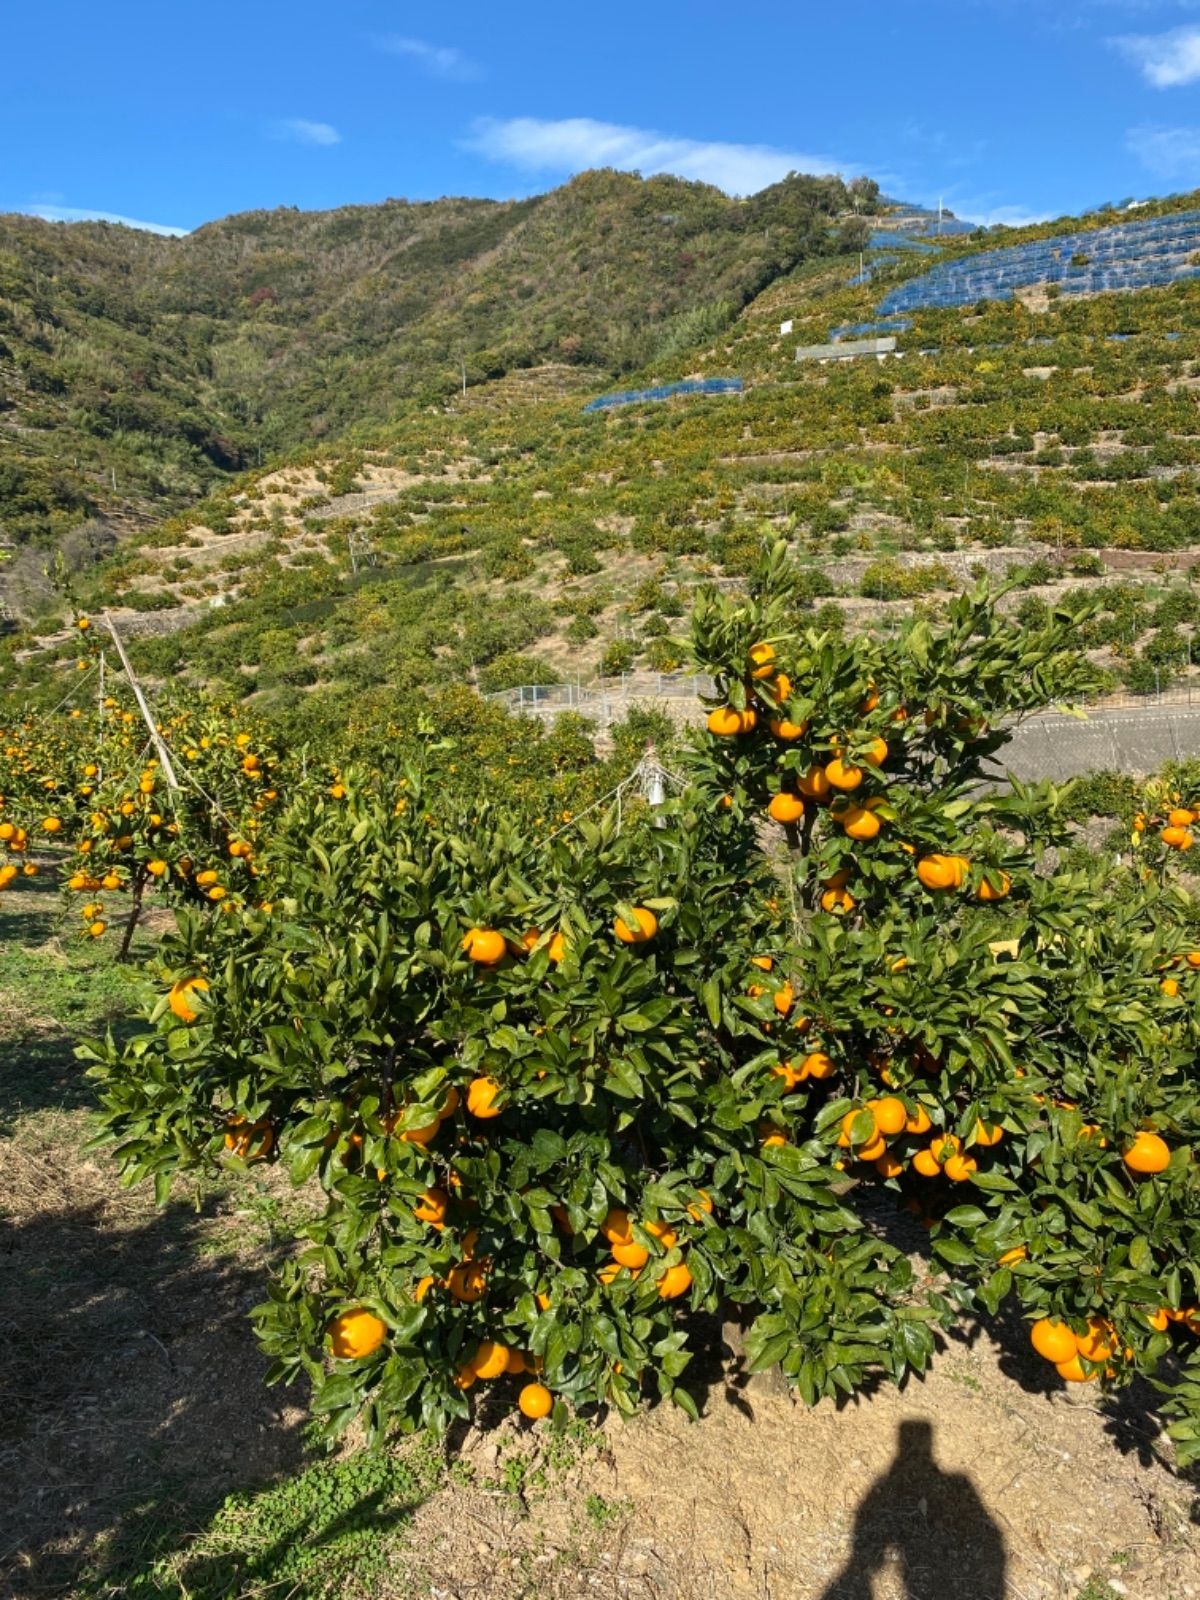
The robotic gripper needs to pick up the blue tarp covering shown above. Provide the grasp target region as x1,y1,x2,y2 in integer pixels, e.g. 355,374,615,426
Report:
583,376,744,413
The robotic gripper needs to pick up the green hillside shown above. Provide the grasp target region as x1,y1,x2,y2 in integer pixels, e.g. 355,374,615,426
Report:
9,183,1200,730
0,168,859,585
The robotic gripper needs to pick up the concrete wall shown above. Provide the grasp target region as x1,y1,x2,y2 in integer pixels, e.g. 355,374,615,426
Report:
1002,705,1200,780
502,688,1200,779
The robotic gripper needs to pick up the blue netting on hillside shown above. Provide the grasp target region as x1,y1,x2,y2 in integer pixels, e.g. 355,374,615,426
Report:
873,209,1200,316
582,377,743,413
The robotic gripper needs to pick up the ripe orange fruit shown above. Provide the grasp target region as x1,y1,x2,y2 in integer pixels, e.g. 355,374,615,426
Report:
748,642,776,679
547,931,568,963
861,736,888,766
820,887,856,914
168,976,209,1023
874,1149,904,1178
998,1244,1027,1266
413,1187,449,1225
773,981,794,1016
519,1382,553,1419
399,1115,440,1146
708,705,755,736
1123,1131,1170,1174
1169,808,1195,827
769,717,807,741
917,854,967,890
904,1104,933,1136
841,803,882,842
446,1263,487,1303
800,1050,835,1080
505,1348,527,1375
943,1153,978,1183
687,1190,713,1220
601,1207,633,1244
1161,977,1180,998
614,907,658,943
838,1107,875,1147
797,763,832,801
869,1097,907,1136
41,816,62,833
824,757,863,791
1031,1318,1077,1364
644,1218,678,1249
767,792,805,825
977,872,1011,902
657,1262,693,1299
466,1077,502,1119
462,927,506,965
751,954,774,972
147,859,167,877
973,1120,1004,1147
1055,1354,1097,1383
1076,1318,1116,1362
472,1340,510,1380
612,1238,650,1269
1162,825,1195,850
328,1308,387,1360
911,1149,941,1178
1145,1307,1171,1332
224,1116,274,1160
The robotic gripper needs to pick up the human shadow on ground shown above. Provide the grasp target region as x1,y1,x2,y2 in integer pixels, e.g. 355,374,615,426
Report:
817,1419,1007,1600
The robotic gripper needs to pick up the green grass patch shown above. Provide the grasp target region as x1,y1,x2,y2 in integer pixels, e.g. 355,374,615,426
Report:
81,1441,443,1600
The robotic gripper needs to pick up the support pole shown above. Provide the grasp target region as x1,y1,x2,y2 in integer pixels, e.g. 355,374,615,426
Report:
101,614,181,788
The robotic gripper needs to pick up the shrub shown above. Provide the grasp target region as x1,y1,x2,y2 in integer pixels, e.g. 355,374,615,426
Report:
57,545,1200,1465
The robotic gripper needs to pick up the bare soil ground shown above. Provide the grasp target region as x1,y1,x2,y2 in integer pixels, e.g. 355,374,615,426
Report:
2,879,1197,1600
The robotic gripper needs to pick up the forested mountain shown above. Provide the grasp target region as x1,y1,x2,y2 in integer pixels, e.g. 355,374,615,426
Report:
0,168,862,570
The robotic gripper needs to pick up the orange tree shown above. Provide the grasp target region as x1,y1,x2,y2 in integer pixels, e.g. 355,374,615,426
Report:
81,546,1200,1459
688,543,1200,1460
0,688,283,954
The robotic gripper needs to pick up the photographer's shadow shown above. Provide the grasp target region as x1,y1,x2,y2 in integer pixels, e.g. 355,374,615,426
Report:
819,1420,1006,1600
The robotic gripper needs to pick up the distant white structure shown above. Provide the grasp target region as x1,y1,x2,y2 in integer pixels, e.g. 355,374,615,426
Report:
780,319,794,335
795,335,897,364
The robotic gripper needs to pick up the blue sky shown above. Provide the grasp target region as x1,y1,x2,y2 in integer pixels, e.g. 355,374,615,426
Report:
8,0,1200,235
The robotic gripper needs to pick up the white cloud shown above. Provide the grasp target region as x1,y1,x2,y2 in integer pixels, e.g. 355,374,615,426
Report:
20,204,188,236
463,115,847,196
376,35,482,81
955,202,1054,227
1113,23,1200,84
1127,121,1200,175
271,118,342,146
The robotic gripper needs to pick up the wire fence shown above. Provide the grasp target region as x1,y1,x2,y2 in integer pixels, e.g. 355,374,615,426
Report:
488,673,1200,727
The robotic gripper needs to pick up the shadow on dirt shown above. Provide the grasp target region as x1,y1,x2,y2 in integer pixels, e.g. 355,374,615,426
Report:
817,1419,1006,1600
0,1192,305,1599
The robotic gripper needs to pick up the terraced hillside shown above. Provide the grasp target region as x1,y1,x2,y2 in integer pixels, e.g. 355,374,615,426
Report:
10,188,1200,731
